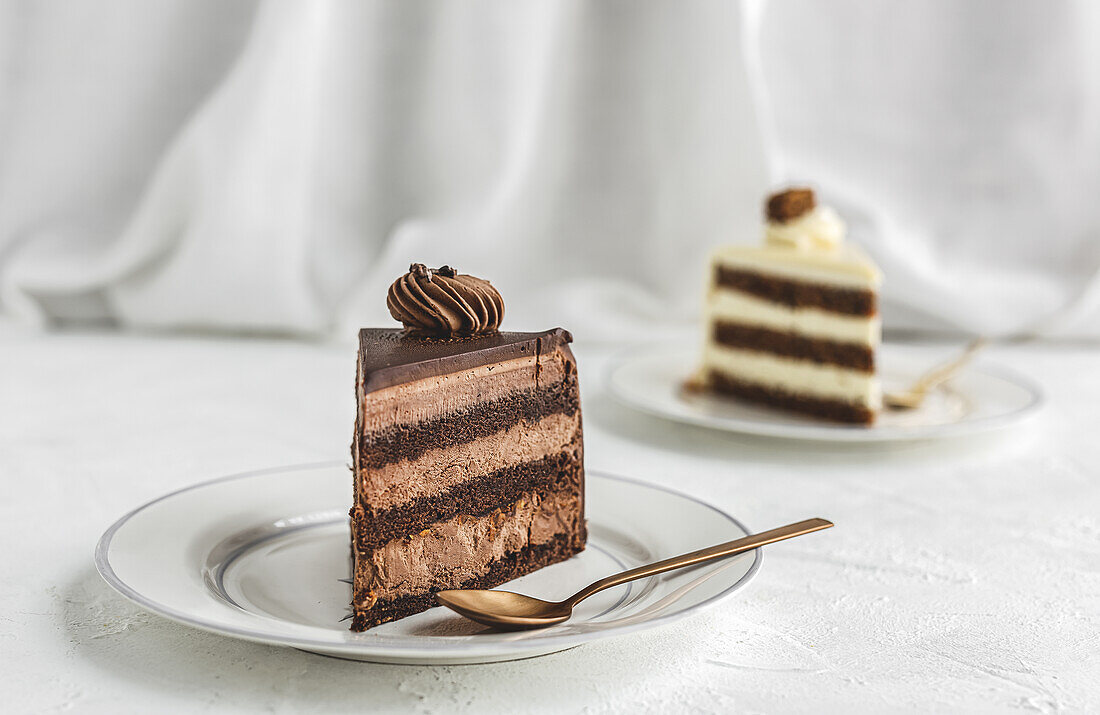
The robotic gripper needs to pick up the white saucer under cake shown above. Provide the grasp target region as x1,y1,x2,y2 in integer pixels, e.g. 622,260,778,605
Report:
607,344,1043,443
95,463,760,665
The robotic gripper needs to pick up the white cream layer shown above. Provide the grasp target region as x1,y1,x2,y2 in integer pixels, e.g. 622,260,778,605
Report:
703,344,881,407
711,243,882,290
356,488,582,600
705,288,881,345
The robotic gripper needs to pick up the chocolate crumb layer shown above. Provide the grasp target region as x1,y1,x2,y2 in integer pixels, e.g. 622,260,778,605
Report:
714,266,876,316
359,376,579,468
352,449,583,550
707,370,875,424
713,323,874,372
766,188,816,223
350,533,584,631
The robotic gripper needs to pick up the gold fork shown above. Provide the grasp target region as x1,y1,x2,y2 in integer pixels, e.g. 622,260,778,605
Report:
883,337,988,410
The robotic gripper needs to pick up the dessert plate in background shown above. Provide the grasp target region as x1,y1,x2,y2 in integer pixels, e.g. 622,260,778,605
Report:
607,345,1043,442
95,463,760,665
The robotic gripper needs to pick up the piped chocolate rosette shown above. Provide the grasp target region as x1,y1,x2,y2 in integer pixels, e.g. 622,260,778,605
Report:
387,264,504,336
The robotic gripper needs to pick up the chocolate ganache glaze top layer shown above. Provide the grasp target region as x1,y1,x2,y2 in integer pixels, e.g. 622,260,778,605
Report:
387,264,504,335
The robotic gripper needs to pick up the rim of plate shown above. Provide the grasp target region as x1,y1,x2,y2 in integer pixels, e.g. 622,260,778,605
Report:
94,462,761,658
605,344,1045,442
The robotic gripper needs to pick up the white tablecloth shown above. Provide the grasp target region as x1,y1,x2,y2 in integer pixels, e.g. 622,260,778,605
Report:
3,322,1098,713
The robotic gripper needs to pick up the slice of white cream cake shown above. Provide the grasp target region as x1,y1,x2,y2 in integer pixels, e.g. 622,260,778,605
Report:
700,188,883,424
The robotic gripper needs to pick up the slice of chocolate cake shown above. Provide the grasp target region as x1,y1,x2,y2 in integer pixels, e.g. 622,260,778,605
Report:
350,264,586,631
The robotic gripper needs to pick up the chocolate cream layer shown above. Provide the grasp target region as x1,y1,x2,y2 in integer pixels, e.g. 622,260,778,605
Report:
358,411,582,512
353,487,585,606
351,533,580,630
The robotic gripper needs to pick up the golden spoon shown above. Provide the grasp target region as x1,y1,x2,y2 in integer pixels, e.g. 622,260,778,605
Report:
883,337,988,411
435,517,833,631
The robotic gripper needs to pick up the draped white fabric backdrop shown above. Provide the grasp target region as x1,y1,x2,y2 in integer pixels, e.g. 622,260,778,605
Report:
1,0,1098,340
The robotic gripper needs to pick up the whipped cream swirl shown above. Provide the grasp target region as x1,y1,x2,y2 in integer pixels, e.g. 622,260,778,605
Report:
387,264,504,335
765,205,846,250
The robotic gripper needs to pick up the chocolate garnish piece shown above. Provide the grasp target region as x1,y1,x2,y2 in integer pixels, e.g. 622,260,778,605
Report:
766,188,816,223
387,263,504,335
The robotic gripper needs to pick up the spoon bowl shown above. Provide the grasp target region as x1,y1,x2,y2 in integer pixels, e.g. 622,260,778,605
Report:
434,590,572,630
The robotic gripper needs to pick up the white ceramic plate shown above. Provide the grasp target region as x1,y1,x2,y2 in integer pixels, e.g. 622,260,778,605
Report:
607,345,1043,442
95,463,759,664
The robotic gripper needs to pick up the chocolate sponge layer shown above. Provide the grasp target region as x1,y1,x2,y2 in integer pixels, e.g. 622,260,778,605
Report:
713,322,874,371
714,266,876,316
707,371,875,425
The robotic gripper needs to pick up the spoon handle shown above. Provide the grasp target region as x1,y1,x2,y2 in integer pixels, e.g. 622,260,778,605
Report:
564,518,833,607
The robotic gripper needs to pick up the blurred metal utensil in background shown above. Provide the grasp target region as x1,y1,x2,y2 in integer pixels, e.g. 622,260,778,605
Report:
884,337,989,410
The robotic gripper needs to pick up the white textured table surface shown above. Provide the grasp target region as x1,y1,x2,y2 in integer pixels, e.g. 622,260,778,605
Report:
3,324,1099,714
